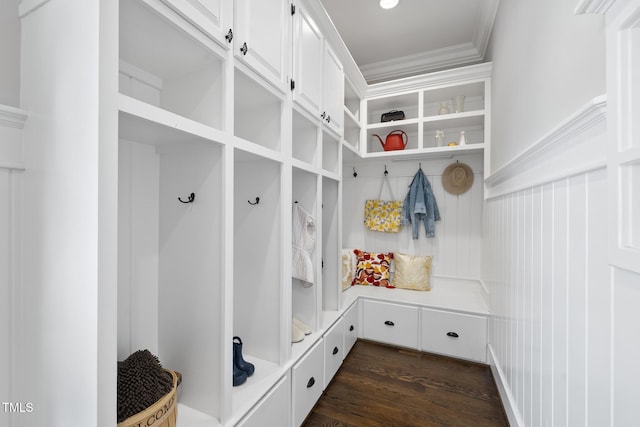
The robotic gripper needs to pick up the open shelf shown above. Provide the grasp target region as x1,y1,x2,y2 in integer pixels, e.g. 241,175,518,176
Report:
423,81,485,117
119,0,225,130
235,69,283,151
292,107,319,167
322,130,340,174
367,92,419,125
118,111,224,421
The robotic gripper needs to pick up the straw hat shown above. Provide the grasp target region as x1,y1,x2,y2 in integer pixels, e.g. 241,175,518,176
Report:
442,162,474,195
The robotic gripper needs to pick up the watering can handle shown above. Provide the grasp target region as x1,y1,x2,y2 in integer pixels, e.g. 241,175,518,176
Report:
390,130,408,147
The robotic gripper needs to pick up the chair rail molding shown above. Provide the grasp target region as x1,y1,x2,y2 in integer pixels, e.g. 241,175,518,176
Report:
484,95,607,199
574,0,617,14
0,105,27,170
18,0,53,18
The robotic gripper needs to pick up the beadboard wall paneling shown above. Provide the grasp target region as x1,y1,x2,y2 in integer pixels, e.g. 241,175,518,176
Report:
342,154,482,279
484,168,610,427
0,104,24,421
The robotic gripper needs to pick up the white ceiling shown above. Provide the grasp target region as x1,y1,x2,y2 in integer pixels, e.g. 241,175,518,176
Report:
319,0,500,83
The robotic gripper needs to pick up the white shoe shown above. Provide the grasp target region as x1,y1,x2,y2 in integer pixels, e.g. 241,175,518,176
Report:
292,323,305,343
293,318,312,335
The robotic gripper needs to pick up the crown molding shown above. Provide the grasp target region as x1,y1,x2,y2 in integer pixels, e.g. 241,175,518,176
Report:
574,0,616,14
472,0,500,57
361,42,483,84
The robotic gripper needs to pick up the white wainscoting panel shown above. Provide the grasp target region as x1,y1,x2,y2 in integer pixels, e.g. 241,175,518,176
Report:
484,168,611,427
343,154,483,279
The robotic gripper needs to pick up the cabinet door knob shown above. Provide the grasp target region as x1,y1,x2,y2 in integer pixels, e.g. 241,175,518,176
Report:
349,325,354,331
446,332,459,338
321,111,326,119
307,377,315,388
225,28,233,43
240,42,248,55
326,115,331,123
384,320,395,326
332,346,339,355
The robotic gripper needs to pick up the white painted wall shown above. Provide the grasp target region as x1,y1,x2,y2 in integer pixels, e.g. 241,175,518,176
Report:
342,153,483,280
485,0,605,173
0,0,21,107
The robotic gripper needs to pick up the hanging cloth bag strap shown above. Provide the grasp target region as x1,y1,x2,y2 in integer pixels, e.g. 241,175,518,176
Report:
377,174,396,200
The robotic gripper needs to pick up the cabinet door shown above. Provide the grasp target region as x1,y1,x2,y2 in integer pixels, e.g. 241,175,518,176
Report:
291,340,324,427
235,0,289,90
292,3,323,117
322,44,344,135
343,302,359,355
363,300,418,349
323,318,344,389
236,373,291,427
161,0,232,47
420,308,487,363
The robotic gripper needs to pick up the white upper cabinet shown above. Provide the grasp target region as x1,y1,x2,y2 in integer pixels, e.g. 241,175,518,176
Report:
292,2,344,136
292,4,323,118
322,44,344,135
160,0,233,47
234,0,290,91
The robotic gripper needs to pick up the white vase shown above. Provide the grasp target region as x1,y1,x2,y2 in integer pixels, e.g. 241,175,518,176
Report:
459,130,466,145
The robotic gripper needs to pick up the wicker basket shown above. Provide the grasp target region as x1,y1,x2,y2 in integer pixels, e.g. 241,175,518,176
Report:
117,369,178,427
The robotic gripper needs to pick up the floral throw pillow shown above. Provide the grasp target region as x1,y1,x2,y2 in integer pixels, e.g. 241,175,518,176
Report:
351,250,394,288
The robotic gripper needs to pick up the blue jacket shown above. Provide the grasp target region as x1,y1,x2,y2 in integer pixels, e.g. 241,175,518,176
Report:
401,169,440,238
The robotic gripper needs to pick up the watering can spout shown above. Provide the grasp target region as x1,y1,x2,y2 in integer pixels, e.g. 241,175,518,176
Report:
371,133,385,149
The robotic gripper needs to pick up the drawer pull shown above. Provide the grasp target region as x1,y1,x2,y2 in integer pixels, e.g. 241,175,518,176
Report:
307,377,315,388
384,320,395,326
349,325,355,332
446,332,459,338
332,346,339,355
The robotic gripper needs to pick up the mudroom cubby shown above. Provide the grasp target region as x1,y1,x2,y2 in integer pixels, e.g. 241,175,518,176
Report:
321,177,340,314
343,77,362,152
292,107,320,167
234,68,284,152
119,0,226,130
233,149,283,366
291,167,320,338
117,111,225,422
322,130,341,175
422,115,485,149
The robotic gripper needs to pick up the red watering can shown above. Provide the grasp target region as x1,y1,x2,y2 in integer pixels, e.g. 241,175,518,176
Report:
372,130,408,151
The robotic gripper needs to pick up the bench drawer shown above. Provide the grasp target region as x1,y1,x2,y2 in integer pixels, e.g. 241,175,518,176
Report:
420,308,487,362
363,300,418,349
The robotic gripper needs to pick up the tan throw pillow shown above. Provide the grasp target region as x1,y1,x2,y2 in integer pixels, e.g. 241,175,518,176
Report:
341,249,357,290
393,252,432,291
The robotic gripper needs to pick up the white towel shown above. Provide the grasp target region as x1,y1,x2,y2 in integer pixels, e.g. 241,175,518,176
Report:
292,203,316,284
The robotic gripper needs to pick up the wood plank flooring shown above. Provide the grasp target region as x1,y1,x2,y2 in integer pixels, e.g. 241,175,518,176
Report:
303,340,508,427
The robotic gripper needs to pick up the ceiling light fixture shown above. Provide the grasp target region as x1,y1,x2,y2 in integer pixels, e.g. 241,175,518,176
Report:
379,0,399,10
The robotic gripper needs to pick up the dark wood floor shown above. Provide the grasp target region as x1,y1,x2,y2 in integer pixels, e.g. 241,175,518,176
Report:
303,340,508,427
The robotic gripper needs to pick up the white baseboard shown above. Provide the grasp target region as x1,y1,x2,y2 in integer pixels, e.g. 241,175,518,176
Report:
487,343,524,427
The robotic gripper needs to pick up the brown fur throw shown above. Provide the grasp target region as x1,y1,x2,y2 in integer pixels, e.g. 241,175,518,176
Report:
117,350,173,423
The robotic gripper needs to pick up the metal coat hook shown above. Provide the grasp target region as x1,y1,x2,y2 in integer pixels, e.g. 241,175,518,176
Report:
384,165,388,176
248,197,260,205
178,192,195,204
419,163,422,170
353,167,358,177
